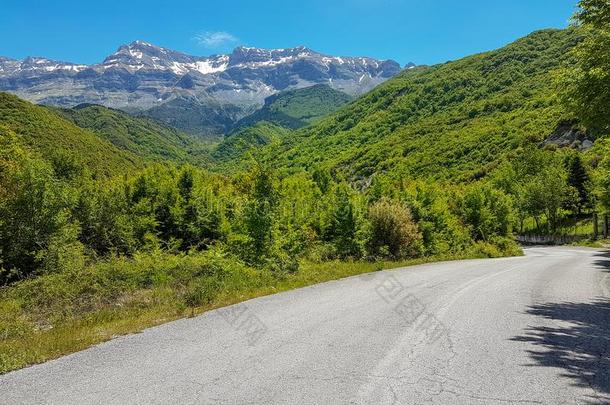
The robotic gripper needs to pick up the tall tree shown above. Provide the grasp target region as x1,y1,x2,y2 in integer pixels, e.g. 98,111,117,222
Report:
331,185,361,258
243,165,279,263
565,154,591,214
0,135,72,283
560,0,610,134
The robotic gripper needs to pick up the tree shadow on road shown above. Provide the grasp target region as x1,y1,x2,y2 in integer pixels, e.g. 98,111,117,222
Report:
592,250,610,273
511,297,610,402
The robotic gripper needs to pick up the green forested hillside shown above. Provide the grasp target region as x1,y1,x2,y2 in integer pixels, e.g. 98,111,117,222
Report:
4,14,610,375
0,93,141,176
212,121,289,166
234,84,353,130
141,97,246,140
260,29,581,182
54,104,211,166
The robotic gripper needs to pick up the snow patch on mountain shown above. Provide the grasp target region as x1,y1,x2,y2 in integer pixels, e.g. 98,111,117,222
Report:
0,40,409,136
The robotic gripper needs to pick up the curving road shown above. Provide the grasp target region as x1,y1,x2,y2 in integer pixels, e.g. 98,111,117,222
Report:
2,247,610,404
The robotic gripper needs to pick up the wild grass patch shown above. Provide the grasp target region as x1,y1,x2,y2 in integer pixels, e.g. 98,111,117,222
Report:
0,244,520,374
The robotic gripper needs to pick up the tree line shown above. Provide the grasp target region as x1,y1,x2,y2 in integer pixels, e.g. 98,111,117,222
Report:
1,125,527,285
2,0,610,285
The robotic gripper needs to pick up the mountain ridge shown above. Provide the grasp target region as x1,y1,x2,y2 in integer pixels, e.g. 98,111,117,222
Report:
0,41,411,76
52,104,212,166
0,41,407,137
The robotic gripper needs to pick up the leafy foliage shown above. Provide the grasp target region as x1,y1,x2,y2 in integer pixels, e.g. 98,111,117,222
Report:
459,184,513,241
368,199,422,258
0,133,75,283
565,154,592,213
0,123,523,285
492,149,582,234
558,1,610,134
559,1,610,218
328,184,364,258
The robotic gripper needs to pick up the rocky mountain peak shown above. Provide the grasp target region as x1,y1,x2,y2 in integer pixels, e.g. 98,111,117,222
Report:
229,46,273,64
11,56,86,74
0,41,408,136
22,56,53,65
103,41,196,68
228,46,319,66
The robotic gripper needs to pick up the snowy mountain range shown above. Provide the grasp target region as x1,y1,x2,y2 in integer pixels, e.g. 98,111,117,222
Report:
0,41,409,136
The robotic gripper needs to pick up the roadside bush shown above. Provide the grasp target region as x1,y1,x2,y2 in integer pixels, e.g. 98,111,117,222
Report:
489,236,523,257
467,241,504,258
2,249,238,322
467,236,523,258
367,198,422,258
183,276,224,308
0,140,74,284
459,184,513,241
37,223,87,275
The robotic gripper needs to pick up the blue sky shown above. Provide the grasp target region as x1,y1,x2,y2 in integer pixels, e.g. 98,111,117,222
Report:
1,0,577,66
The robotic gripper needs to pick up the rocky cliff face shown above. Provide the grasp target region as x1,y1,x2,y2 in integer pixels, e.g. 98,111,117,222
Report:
543,120,593,151
0,41,406,136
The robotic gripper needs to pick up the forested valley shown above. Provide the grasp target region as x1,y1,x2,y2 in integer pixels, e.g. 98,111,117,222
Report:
1,0,609,373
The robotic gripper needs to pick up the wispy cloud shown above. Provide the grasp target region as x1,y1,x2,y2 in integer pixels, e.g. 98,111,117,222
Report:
194,31,239,48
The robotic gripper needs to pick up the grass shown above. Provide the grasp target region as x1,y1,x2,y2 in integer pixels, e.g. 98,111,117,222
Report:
571,238,610,248
0,245,520,374
520,214,595,237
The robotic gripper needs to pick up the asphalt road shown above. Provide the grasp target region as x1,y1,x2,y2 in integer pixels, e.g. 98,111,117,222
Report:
2,246,610,404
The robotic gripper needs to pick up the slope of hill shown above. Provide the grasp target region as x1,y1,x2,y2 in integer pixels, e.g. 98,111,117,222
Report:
255,29,581,182
0,93,141,176
233,85,353,130
140,97,247,140
54,104,211,166
212,122,290,166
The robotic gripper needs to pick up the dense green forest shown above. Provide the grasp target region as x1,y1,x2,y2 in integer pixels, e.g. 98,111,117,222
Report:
251,29,581,182
2,0,610,373
239,30,580,181
212,85,354,168
54,104,211,166
0,126,517,286
233,84,354,130
212,122,290,166
0,93,143,176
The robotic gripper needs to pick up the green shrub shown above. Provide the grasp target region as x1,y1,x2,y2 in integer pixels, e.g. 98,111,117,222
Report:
37,223,87,275
467,237,523,258
183,277,223,308
459,184,513,241
367,198,423,258
0,138,74,284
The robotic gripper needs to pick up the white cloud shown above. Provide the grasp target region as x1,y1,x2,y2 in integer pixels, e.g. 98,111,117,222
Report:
194,31,239,48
